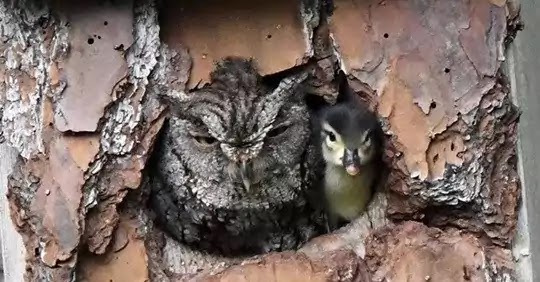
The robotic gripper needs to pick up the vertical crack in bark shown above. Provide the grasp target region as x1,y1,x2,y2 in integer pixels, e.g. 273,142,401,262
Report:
82,0,162,255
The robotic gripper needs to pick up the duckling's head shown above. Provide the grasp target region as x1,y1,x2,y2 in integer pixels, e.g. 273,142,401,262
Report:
320,102,381,176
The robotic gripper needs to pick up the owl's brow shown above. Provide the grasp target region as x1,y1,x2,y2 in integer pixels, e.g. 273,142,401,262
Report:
253,72,309,139
187,125,211,136
177,92,233,141
178,116,208,133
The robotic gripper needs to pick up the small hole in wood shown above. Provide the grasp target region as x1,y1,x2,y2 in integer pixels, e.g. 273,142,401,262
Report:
451,143,455,151
463,265,470,280
104,21,108,26
383,33,389,38
87,38,94,44
430,102,437,109
433,154,439,162
444,68,451,73
98,36,102,39
266,34,272,39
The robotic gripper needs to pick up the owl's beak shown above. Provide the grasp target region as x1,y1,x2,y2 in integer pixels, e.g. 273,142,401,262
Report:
240,159,251,192
343,148,361,176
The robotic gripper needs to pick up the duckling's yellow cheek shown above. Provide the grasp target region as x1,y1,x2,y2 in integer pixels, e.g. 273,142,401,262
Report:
324,143,333,151
327,143,344,158
326,139,342,150
322,145,345,166
334,148,346,164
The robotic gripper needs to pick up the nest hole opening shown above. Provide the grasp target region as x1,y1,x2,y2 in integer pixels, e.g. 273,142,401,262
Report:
144,67,388,260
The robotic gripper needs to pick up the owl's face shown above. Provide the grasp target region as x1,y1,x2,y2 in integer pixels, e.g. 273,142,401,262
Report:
162,58,311,209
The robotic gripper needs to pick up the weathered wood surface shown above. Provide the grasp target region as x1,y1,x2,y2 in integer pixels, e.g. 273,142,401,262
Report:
0,145,24,282
0,0,522,281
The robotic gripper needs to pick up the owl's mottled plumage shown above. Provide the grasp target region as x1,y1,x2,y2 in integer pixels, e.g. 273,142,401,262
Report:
149,57,325,256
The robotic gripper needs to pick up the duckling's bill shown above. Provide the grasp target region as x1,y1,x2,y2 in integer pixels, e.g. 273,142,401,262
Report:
343,148,361,176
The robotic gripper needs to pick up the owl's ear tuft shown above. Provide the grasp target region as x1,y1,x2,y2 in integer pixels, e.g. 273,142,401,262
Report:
157,92,189,116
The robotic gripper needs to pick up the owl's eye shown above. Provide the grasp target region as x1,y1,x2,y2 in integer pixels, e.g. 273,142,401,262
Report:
267,125,289,138
325,130,336,142
196,136,217,145
191,134,217,147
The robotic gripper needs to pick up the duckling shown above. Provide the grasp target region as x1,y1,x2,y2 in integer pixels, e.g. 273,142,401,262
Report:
316,80,383,231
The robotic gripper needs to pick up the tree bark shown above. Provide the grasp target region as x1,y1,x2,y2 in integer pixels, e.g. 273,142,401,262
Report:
0,0,522,281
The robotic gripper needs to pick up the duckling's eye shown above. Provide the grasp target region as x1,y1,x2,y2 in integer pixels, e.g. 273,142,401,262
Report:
325,130,336,142
364,135,371,145
362,130,372,144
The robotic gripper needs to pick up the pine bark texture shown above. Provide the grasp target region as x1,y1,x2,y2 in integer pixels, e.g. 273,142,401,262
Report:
0,0,522,281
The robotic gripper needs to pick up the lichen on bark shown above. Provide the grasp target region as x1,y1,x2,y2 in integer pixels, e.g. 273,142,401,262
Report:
0,0,57,159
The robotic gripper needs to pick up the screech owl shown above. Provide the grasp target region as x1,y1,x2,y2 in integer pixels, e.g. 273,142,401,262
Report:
149,57,326,256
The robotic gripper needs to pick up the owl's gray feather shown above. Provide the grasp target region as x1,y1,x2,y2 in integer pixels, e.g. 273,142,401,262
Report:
149,57,325,256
